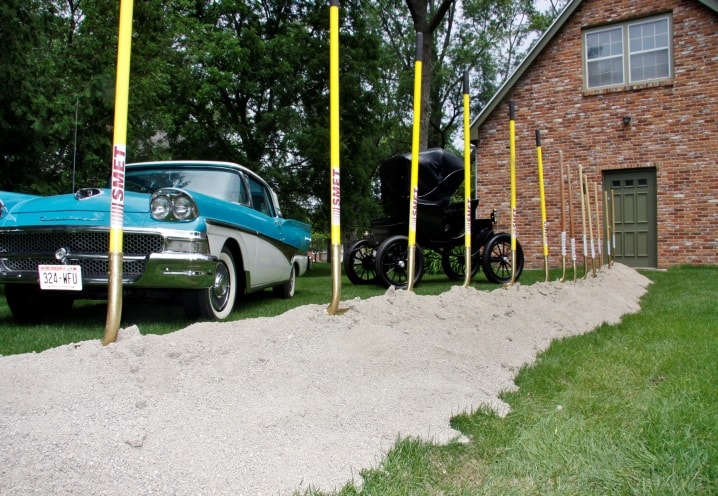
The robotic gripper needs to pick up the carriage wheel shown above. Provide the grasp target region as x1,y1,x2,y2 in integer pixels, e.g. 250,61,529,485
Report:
441,244,481,281
374,235,424,289
482,233,524,284
343,239,378,285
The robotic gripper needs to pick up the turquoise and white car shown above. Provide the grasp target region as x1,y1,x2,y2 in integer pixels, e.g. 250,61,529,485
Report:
0,161,311,321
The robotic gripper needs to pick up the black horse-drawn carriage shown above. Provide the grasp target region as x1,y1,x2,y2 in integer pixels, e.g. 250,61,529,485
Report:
343,148,524,288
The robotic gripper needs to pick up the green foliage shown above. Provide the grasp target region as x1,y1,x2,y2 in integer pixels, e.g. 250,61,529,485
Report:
0,0,565,230
0,0,74,192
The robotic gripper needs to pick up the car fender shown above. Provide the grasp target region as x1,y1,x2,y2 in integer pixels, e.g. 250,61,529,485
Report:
292,253,309,277
205,222,290,291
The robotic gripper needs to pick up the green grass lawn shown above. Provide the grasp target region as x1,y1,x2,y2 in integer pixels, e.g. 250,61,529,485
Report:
324,266,718,495
1,264,716,495
0,261,544,355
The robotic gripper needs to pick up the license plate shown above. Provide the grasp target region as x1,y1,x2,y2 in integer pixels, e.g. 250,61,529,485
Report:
38,265,83,291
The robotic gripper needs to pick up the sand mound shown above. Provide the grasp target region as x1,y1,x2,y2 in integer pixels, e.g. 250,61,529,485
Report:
0,263,650,495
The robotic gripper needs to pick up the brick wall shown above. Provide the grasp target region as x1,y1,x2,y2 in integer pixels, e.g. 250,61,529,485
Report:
474,0,718,269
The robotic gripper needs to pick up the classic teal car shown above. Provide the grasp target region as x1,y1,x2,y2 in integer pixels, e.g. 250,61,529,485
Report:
0,161,311,321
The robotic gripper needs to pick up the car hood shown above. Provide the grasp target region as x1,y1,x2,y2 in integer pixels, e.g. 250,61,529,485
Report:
0,188,152,228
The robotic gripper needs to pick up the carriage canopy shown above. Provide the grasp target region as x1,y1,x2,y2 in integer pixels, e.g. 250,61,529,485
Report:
379,148,465,217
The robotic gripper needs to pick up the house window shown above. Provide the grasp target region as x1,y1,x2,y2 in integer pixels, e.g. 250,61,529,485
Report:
585,15,672,89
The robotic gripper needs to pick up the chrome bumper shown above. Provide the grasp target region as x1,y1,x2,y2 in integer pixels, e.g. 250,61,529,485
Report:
0,252,218,289
133,252,218,288
0,227,219,290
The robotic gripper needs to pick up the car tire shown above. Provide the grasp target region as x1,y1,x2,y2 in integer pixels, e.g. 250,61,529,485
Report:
273,265,296,299
188,247,237,320
5,284,74,322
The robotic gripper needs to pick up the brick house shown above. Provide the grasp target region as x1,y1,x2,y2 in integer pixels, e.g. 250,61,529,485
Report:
470,0,718,269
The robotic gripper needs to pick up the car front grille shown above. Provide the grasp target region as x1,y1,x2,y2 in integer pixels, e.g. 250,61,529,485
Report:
0,231,163,257
2,258,148,279
0,231,164,280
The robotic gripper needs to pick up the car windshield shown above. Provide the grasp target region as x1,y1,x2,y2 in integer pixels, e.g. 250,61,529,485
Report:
125,168,248,204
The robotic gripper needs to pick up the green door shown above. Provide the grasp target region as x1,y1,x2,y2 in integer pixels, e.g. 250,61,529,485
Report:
603,169,657,268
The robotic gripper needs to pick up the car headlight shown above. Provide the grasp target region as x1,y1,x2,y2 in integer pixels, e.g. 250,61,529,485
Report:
151,195,172,220
150,189,198,221
173,195,194,220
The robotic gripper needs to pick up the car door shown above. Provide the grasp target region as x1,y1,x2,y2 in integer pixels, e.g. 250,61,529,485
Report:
244,175,288,287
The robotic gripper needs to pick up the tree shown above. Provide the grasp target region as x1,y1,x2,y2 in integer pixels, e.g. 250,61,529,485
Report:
140,0,390,232
0,0,77,193
403,0,457,149
0,0,181,193
0,0,40,190
1,0,567,235
394,0,557,151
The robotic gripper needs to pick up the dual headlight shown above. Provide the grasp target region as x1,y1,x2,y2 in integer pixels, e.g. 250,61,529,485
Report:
150,189,198,221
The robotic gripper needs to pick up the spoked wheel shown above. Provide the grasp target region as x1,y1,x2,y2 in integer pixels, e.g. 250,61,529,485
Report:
343,239,377,285
374,235,424,289
482,233,524,284
441,244,481,281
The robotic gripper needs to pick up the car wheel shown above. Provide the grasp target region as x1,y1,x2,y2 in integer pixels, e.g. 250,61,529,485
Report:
273,265,296,299
189,247,237,320
5,284,74,322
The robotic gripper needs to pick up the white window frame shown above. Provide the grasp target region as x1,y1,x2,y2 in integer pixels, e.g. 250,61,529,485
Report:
584,14,673,90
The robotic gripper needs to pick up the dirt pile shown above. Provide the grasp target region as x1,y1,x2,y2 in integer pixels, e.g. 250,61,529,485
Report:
0,263,650,495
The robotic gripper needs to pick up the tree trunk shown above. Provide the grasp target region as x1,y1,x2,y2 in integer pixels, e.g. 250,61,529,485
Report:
420,29,433,150
405,0,457,150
